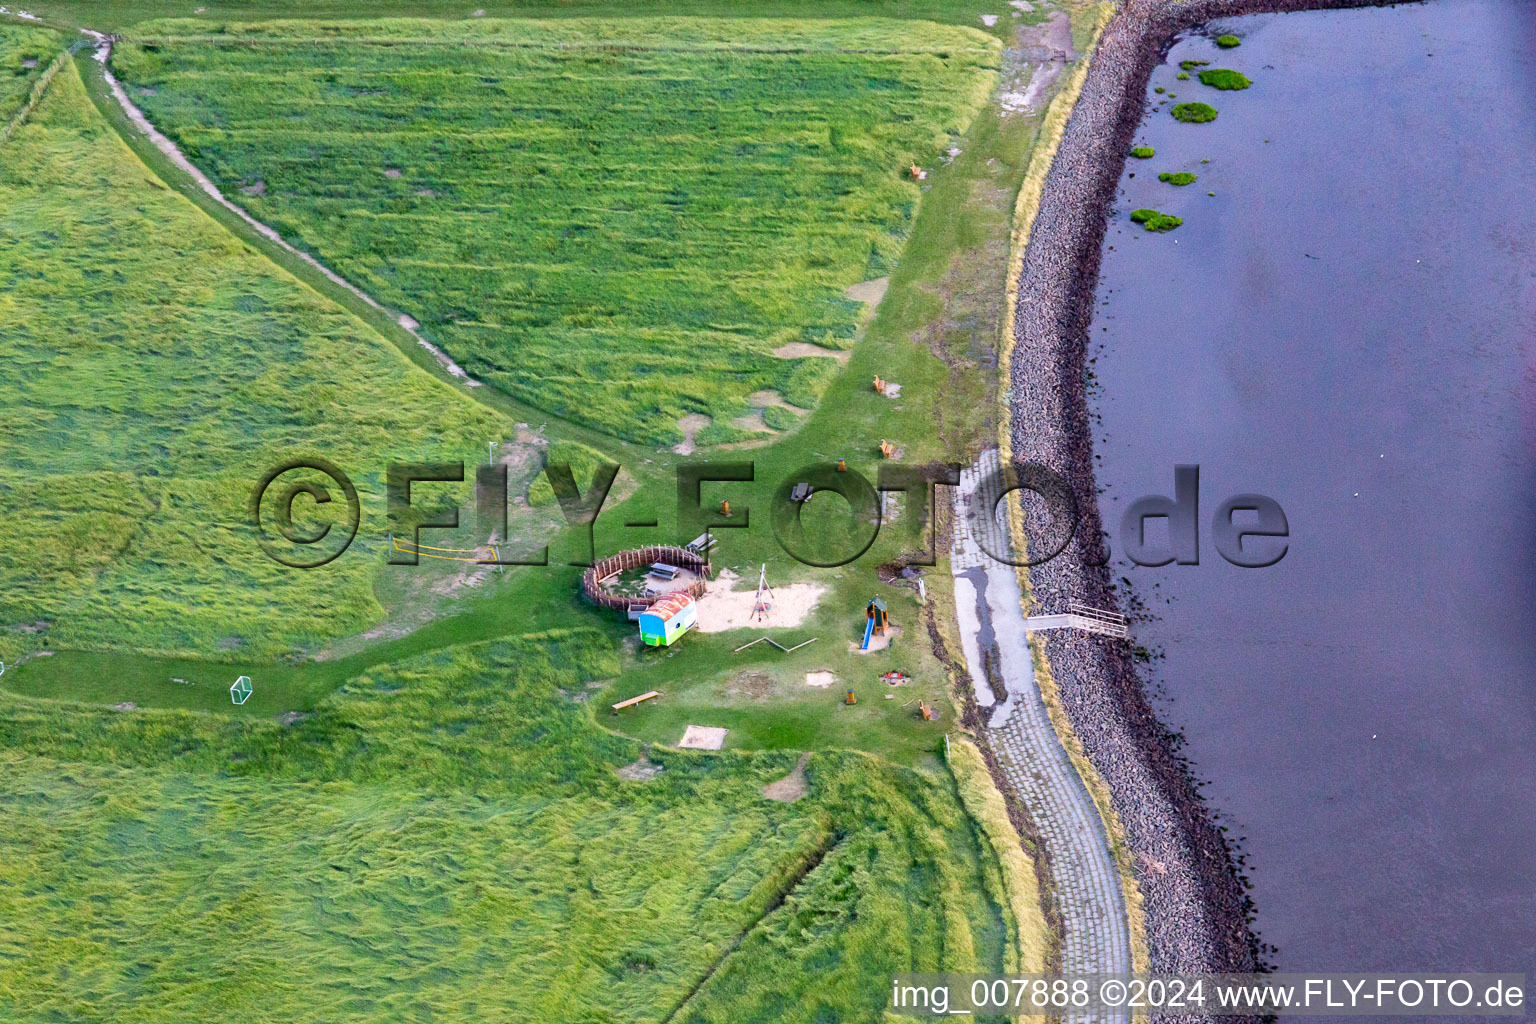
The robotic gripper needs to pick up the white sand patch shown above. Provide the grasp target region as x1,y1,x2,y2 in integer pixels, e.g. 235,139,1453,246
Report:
845,276,890,309
695,569,825,632
747,389,800,412
677,725,728,750
805,670,836,688
762,752,810,802
731,409,772,432
772,342,850,362
672,413,711,455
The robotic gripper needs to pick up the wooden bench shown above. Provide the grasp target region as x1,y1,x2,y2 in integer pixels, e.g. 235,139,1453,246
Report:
612,690,661,713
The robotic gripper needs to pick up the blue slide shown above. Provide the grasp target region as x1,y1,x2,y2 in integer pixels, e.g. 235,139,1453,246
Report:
861,616,875,650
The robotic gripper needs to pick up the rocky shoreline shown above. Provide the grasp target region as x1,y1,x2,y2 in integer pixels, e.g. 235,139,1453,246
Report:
1008,0,1413,981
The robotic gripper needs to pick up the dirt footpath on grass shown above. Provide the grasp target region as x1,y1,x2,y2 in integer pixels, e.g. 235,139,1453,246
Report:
86,33,481,388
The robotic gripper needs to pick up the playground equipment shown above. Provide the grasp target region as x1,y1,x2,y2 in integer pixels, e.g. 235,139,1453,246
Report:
881,671,908,685
230,675,252,706
637,593,697,647
390,533,502,564
612,690,661,714
583,545,711,614
909,163,927,181
734,636,819,654
845,689,858,706
836,458,847,472
873,375,886,394
918,701,934,721
861,597,889,650
879,439,896,459
719,499,732,517
751,563,774,624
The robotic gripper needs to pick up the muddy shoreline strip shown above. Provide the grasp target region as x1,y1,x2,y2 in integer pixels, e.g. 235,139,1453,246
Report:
1009,0,1413,981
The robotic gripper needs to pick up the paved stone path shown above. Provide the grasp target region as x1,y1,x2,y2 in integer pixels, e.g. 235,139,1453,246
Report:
952,450,1132,1019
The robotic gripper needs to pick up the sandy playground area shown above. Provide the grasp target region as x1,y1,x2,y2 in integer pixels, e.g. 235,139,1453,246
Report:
694,569,825,632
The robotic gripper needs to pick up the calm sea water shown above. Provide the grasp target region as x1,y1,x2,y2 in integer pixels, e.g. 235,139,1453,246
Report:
1090,0,1536,980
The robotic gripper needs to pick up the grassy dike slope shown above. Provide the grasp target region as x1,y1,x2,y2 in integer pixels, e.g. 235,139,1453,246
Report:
0,40,1054,1018
0,60,504,662
0,630,1016,1021
111,18,999,444
0,23,65,128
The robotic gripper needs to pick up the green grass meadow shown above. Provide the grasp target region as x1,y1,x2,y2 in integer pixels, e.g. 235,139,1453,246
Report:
0,56,507,662
0,631,1018,1021
112,18,999,444
0,23,62,126
0,2,1100,1014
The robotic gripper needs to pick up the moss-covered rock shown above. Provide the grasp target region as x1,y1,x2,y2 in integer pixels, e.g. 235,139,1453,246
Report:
1131,208,1183,232
1198,68,1251,90
1171,101,1218,123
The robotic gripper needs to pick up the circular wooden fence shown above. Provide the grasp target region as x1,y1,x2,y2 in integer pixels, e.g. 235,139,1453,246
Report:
581,545,712,613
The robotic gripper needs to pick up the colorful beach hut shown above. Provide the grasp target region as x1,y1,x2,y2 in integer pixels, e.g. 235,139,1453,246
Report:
637,593,697,647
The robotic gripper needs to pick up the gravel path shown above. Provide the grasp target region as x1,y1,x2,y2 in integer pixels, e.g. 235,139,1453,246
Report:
1006,0,1419,991
953,451,1132,1022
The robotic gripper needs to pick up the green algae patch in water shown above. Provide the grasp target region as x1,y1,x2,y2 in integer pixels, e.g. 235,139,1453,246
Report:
1131,146,1155,158
1131,208,1183,232
1159,172,1198,186
1199,68,1251,90
1180,59,1210,71
1216,34,1241,48
1171,102,1219,123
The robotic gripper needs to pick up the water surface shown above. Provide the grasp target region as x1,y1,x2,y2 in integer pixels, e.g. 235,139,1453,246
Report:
1091,0,1536,979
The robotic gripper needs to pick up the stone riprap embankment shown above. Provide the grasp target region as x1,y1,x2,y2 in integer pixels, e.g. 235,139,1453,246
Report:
1008,0,1416,989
